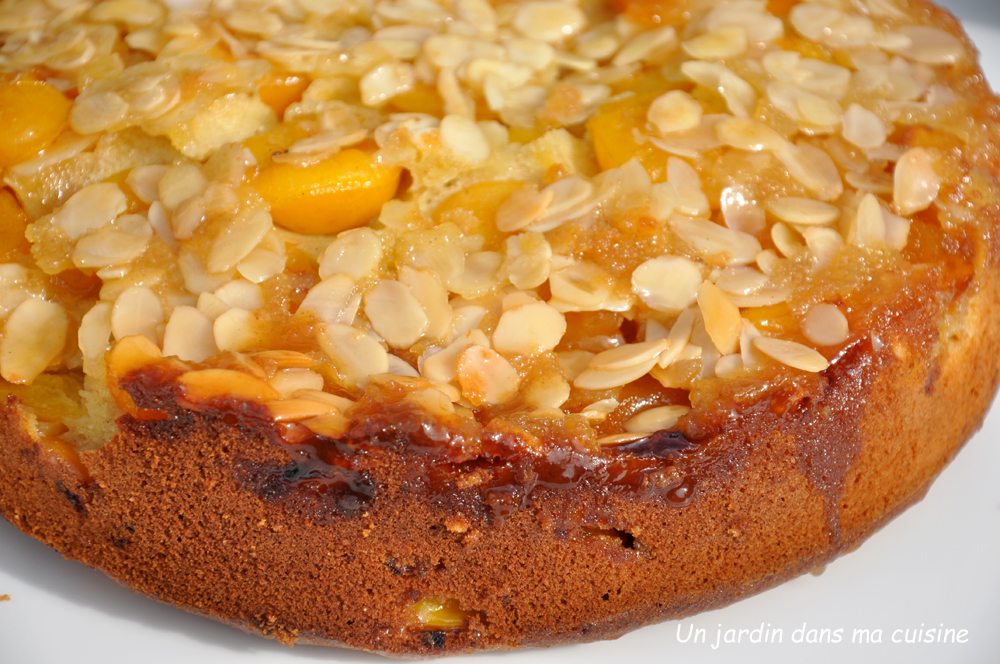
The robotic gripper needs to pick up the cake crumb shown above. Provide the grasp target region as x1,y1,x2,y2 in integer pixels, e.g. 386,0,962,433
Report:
0,594,10,602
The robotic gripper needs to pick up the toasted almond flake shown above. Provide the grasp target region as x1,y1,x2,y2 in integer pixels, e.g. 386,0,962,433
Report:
715,267,769,297
647,90,702,136
771,222,805,259
502,232,552,290
796,94,842,131
581,398,619,420
297,275,359,326
721,186,766,235
802,304,849,347
696,282,741,355
681,61,756,118
631,255,703,312
668,158,709,217
613,25,677,66
682,26,747,60
556,350,594,381
398,267,452,342
179,369,280,403
549,261,631,312
318,227,383,282
215,279,264,311
670,216,762,266
90,0,163,25
207,209,272,274
656,308,696,368
493,301,566,355
360,62,415,107
268,369,325,399
715,117,788,153
159,164,207,212
421,329,490,385
78,301,113,377
852,193,888,247
213,307,256,352
891,25,967,65
237,248,285,284
364,279,429,349
576,25,620,60
51,183,128,240
0,298,68,384
268,398,337,422
318,323,389,390
294,390,356,412
447,251,502,300
753,336,829,373
842,103,887,150
512,1,586,43
713,353,742,378
523,371,571,409
385,355,419,378
894,148,942,215
768,197,839,226
596,433,648,446
456,345,520,405
126,165,169,205
803,226,844,268
588,339,670,372
72,214,153,269
111,286,163,343
531,176,594,232
70,91,128,135
162,306,217,362
496,187,554,232
625,405,690,433
774,143,843,201
439,114,490,163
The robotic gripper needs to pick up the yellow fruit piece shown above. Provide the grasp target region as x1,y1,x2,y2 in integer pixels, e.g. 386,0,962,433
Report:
0,188,30,261
409,597,474,630
433,180,525,249
587,92,669,182
742,302,795,335
258,71,310,120
254,149,401,235
243,122,311,167
1,373,86,422
387,84,444,116
0,73,71,168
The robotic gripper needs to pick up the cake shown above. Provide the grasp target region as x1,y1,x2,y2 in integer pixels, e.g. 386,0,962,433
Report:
0,0,998,656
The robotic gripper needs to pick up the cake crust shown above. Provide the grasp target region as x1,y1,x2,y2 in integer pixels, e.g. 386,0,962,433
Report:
2,221,998,656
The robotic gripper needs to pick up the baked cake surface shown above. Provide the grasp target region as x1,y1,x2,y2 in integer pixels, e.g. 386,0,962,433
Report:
0,0,999,657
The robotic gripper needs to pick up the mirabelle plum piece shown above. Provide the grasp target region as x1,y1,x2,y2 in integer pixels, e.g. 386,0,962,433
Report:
243,121,311,168
258,71,310,120
433,180,526,249
408,597,474,630
612,0,689,28
0,73,71,167
0,189,30,261
587,92,668,181
742,302,796,336
253,149,402,235
387,84,444,116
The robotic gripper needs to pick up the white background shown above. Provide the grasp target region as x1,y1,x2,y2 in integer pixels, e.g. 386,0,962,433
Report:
2,1,1000,662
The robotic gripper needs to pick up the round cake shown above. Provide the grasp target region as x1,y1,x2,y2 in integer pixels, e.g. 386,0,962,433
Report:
1,0,998,656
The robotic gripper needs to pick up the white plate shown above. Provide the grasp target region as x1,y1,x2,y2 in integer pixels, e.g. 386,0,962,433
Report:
2,2,1000,661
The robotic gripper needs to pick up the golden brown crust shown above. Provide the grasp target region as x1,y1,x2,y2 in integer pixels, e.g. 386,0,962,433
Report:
2,235,998,656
